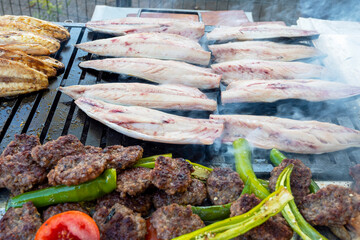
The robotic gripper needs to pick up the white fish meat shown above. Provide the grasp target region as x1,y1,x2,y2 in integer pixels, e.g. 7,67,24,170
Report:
79,58,220,89
222,79,360,103
75,33,211,65
0,43,51,55
211,60,324,85
86,17,205,40
75,97,223,145
209,41,323,62
207,24,319,41
210,114,360,154
60,83,217,111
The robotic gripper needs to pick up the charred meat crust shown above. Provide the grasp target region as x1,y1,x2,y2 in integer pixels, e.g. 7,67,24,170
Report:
0,202,42,240
153,178,207,208
93,203,146,240
43,203,89,221
116,167,152,197
103,145,143,171
1,134,40,157
150,156,194,195
150,203,205,240
300,184,360,226
207,167,244,205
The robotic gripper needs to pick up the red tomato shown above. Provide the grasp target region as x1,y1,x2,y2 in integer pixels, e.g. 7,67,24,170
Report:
35,211,100,240
145,219,159,240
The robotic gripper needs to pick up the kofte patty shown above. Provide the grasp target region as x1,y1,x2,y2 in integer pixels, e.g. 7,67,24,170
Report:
300,184,360,226
116,167,152,197
153,178,207,208
85,145,103,154
43,203,89,221
151,156,194,195
103,145,143,171
207,167,244,205
150,203,205,240
93,203,146,240
47,153,108,186
0,202,42,240
31,134,85,169
1,134,40,157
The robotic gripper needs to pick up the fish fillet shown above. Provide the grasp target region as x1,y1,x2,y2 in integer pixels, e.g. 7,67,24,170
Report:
0,15,70,41
79,58,220,89
75,97,223,145
60,83,217,111
34,56,65,70
0,43,51,56
0,47,56,77
210,114,360,154
207,24,319,41
86,17,204,40
0,31,60,54
209,41,323,62
211,60,324,85
0,58,48,97
222,79,360,103
75,33,211,65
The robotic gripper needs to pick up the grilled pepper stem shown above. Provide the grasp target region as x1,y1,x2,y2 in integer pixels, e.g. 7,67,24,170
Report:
270,148,320,193
174,187,293,240
233,138,270,199
6,169,117,210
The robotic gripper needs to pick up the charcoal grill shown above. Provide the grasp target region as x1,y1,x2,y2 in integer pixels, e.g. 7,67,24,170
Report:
0,8,358,218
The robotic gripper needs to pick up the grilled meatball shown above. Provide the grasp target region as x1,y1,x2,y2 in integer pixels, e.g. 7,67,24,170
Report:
151,156,194,195
96,191,152,216
43,203,89,221
47,153,108,186
0,202,42,240
207,167,244,205
300,185,360,226
0,151,46,195
1,134,40,157
230,194,293,240
350,164,360,194
153,178,207,208
116,167,152,197
85,145,102,154
93,203,146,240
269,159,311,204
31,134,85,169
103,145,143,171
150,204,205,240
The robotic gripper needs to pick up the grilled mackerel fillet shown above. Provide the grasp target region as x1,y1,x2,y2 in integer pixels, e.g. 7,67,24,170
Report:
210,114,360,154
207,24,319,41
75,33,211,65
0,15,70,41
221,79,360,103
0,43,50,56
79,58,220,89
34,56,65,70
211,60,324,85
0,31,60,55
75,97,223,145
0,58,48,97
209,41,323,62
60,83,217,111
0,47,56,77
86,17,204,40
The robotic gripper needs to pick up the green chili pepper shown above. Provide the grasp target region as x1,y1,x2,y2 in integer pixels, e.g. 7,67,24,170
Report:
174,187,293,240
6,168,117,210
233,138,270,199
270,148,320,193
275,165,327,240
133,153,172,167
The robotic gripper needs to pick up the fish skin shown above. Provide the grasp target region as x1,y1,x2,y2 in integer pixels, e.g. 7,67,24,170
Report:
75,33,211,65
0,58,48,97
211,60,324,85
210,114,360,154
0,31,60,54
0,15,70,41
75,97,223,145
0,47,57,77
209,41,324,62
222,79,360,103
60,83,217,111
34,56,65,70
86,17,205,40
207,24,319,41
79,58,220,89
0,43,51,55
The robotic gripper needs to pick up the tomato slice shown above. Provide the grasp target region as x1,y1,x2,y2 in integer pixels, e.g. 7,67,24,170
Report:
35,211,100,240
145,219,159,240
